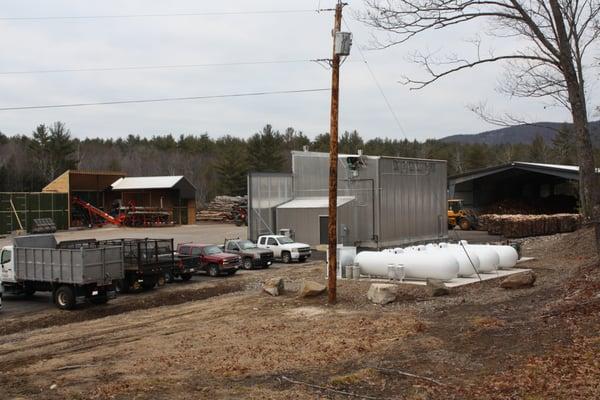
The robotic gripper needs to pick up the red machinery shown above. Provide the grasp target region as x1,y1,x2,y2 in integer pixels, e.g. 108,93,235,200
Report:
72,197,170,227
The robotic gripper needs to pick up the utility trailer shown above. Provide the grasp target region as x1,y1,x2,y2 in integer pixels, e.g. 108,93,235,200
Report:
0,235,123,310
59,238,176,292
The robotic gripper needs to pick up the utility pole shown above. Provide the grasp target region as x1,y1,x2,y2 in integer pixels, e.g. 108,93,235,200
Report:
327,1,345,304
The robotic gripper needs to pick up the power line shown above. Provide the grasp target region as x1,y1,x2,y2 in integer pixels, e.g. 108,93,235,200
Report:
0,9,331,22
342,17,409,139
0,88,329,111
0,59,318,75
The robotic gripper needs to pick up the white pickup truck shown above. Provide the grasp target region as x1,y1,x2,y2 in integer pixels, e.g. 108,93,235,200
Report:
256,235,311,263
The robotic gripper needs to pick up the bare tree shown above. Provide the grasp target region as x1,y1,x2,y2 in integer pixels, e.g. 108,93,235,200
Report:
363,0,600,249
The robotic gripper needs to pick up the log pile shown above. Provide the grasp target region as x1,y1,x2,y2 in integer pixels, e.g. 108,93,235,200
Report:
197,196,246,222
478,214,582,238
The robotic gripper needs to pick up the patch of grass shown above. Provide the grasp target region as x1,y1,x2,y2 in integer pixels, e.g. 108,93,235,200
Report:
328,368,380,387
471,316,507,329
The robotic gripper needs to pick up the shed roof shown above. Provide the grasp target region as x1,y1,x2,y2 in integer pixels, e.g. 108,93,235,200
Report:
448,161,590,185
277,196,355,209
111,176,196,198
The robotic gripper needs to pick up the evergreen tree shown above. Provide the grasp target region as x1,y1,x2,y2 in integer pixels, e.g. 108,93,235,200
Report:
214,136,248,196
310,133,330,152
339,130,364,154
246,124,284,172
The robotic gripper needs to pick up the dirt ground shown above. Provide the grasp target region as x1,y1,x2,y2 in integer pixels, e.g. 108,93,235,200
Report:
1,228,600,399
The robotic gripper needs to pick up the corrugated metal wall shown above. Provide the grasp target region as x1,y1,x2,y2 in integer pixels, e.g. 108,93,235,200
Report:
248,173,293,240
276,200,356,246
0,192,69,235
290,152,447,247
378,158,447,246
292,152,377,244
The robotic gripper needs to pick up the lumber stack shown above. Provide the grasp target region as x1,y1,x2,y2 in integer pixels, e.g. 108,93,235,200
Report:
478,214,582,238
197,196,247,222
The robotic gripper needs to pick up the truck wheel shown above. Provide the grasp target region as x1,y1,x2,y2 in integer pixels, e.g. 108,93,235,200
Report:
55,286,76,310
208,264,220,277
243,258,253,270
180,273,193,281
459,218,471,230
157,274,166,287
282,251,291,264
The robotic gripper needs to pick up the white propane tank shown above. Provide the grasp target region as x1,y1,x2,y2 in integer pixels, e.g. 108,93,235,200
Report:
354,250,459,281
448,241,499,272
436,243,482,277
472,244,518,269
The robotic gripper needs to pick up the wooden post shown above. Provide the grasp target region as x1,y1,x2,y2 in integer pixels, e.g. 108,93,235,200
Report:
328,1,344,304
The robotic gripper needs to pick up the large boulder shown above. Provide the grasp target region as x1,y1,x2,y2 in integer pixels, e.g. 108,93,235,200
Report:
427,278,449,297
263,277,285,296
367,284,398,305
299,280,327,298
500,271,536,289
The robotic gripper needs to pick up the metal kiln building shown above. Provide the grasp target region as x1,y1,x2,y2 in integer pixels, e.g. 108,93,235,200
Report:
248,151,448,248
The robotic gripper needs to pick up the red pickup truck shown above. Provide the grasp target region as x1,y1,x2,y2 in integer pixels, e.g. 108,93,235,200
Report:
176,243,241,277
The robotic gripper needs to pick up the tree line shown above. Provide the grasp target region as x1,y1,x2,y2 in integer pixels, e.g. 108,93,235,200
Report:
0,122,596,203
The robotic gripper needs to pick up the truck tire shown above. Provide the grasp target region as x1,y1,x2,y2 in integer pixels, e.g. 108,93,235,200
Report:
243,258,253,270
180,273,193,281
157,274,166,287
459,218,471,231
55,286,76,310
282,251,291,264
208,264,220,277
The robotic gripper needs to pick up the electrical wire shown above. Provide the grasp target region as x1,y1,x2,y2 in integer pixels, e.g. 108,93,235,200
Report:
0,59,318,75
0,88,329,111
0,9,329,21
342,17,409,139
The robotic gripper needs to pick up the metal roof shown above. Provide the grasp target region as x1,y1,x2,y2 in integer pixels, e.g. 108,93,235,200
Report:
111,176,197,198
111,176,185,190
277,196,355,209
448,161,589,185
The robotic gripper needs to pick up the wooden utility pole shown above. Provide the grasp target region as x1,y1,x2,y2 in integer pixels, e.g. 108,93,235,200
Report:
327,1,344,304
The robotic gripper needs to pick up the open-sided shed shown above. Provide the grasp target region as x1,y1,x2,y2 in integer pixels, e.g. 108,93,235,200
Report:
448,162,584,213
43,170,196,227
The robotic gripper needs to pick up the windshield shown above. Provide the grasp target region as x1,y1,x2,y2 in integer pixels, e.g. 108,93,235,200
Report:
203,246,222,255
239,240,257,250
277,236,294,244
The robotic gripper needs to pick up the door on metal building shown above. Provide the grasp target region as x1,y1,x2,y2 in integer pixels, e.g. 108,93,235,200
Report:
319,215,329,245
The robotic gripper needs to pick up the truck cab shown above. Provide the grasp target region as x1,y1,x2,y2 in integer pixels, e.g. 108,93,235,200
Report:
0,246,15,284
256,235,311,264
177,244,241,277
224,239,274,270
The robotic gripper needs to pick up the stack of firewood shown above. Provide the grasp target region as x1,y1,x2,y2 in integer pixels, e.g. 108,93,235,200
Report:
197,196,247,222
478,214,582,238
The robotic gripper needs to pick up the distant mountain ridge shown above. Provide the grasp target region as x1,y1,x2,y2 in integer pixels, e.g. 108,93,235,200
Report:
440,120,600,145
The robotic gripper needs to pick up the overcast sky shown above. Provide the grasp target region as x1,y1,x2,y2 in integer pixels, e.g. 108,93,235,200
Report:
0,0,594,141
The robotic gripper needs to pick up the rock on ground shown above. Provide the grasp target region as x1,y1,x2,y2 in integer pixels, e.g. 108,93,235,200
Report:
263,277,285,296
500,271,537,289
367,284,398,305
299,280,327,297
427,278,450,297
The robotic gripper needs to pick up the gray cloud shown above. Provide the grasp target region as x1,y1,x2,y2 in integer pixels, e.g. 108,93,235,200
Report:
0,0,580,141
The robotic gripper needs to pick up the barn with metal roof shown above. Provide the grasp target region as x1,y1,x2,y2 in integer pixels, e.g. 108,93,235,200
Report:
448,162,585,213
